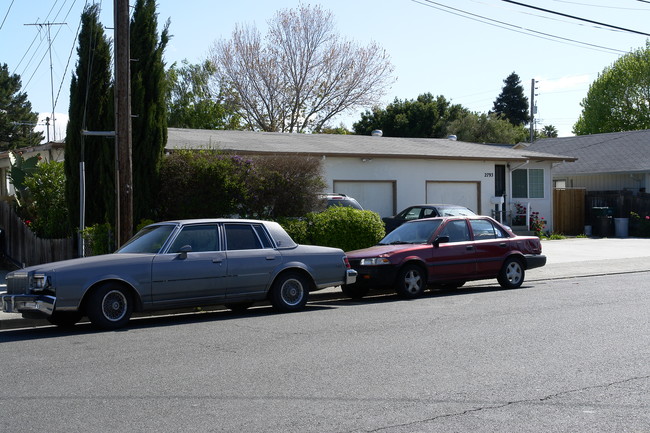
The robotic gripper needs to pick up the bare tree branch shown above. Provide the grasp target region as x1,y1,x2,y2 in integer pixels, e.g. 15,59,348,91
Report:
210,4,395,133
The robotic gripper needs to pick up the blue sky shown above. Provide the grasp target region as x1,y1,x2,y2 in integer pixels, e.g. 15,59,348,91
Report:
2,0,649,140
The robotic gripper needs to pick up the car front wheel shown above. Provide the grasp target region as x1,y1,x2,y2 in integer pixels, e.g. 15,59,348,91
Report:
498,257,525,289
270,272,309,312
86,283,133,330
396,264,426,299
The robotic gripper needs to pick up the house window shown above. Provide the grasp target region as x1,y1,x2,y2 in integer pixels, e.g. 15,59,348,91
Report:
512,168,544,198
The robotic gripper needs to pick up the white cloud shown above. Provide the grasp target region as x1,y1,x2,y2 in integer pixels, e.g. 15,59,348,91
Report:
536,75,591,93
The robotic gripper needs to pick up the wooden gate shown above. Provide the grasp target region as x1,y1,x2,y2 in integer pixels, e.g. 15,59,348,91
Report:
553,188,585,235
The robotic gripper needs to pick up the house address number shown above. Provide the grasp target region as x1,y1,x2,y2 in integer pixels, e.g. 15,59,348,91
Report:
484,172,494,177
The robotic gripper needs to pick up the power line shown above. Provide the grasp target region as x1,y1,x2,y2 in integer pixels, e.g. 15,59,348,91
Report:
502,0,650,37
0,0,15,30
411,0,628,54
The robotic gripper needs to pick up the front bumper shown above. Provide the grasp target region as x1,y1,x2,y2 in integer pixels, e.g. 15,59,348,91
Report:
525,254,547,270
2,293,55,316
350,265,398,289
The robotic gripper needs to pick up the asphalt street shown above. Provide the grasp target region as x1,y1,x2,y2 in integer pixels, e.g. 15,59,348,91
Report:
1,237,649,331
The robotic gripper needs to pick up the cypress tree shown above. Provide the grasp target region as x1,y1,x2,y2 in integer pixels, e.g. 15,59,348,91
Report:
492,72,530,127
0,64,43,150
130,0,169,225
64,4,114,230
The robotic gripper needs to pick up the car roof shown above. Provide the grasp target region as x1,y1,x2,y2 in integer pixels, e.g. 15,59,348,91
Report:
150,218,273,226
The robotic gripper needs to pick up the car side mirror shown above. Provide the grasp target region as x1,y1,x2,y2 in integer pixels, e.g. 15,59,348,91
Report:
433,236,449,247
178,244,192,259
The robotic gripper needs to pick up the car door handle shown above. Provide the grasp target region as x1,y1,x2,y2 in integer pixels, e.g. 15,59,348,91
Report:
499,243,507,248
212,258,223,264
266,256,276,260
466,246,474,251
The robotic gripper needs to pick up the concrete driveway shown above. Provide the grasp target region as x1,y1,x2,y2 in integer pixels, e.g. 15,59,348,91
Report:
1,237,649,330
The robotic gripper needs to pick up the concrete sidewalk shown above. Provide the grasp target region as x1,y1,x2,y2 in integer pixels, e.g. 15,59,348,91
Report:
1,237,649,331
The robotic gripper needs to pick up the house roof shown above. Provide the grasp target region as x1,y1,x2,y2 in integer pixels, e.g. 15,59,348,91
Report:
167,128,574,162
517,129,650,175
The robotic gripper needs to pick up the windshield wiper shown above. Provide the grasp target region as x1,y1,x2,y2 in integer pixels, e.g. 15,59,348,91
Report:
388,241,413,245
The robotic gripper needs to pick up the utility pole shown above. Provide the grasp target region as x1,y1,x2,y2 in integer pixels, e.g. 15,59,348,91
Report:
114,0,133,246
25,22,65,141
529,78,538,143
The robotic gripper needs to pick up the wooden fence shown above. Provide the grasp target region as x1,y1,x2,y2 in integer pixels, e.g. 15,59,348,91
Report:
553,189,650,236
553,188,585,235
0,201,75,268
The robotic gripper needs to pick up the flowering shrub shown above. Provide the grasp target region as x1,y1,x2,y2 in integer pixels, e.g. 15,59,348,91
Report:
512,202,546,237
630,212,650,237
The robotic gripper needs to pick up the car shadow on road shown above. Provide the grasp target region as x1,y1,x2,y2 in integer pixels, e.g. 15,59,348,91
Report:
0,304,336,342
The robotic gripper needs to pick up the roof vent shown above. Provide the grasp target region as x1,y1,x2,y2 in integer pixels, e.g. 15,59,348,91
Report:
447,135,457,141
371,129,383,137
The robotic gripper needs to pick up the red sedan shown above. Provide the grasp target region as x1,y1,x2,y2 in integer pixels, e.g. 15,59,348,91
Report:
343,216,546,299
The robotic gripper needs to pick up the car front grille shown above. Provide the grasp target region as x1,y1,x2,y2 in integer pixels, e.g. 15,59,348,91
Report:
6,272,29,295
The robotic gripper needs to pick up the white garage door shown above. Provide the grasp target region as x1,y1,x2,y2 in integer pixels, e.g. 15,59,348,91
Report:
426,181,480,213
333,181,395,217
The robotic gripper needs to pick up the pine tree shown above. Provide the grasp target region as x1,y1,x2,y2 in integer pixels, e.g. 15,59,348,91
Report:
492,72,530,127
0,64,43,150
64,4,115,230
130,0,169,225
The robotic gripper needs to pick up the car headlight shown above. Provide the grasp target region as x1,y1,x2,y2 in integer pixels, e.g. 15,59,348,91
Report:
360,257,391,266
31,274,52,292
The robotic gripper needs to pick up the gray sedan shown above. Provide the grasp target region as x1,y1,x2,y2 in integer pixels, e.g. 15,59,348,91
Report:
1,219,357,330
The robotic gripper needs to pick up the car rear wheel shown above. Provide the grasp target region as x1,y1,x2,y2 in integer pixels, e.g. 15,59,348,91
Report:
341,283,370,300
86,283,133,330
498,257,525,289
47,311,83,327
270,272,309,312
396,264,426,299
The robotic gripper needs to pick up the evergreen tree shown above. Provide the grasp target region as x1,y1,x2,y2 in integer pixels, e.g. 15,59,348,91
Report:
64,4,114,230
492,72,530,127
130,0,169,225
0,64,43,150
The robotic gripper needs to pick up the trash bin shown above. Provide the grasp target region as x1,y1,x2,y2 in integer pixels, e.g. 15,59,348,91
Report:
592,207,613,237
614,218,629,238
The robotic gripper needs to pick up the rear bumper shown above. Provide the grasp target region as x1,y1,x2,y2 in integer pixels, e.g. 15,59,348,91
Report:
525,254,547,270
1,293,55,317
345,269,358,285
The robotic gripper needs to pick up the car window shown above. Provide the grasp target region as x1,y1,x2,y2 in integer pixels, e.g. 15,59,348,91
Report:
470,219,499,240
252,224,274,248
168,225,220,253
225,224,263,250
422,208,437,218
439,220,471,243
117,224,175,254
401,207,422,221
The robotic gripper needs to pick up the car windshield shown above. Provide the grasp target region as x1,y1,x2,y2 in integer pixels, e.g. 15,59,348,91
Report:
438,206,475,216
379,220,442,245
116,224,175,254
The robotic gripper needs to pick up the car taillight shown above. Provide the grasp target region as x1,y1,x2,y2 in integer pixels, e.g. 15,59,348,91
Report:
343,257,351,269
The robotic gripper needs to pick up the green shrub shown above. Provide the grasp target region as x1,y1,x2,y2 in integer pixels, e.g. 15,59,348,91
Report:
21,160,71,238
304,207,385,252
630,212,650,237
276,217,309,245
82,223,114,256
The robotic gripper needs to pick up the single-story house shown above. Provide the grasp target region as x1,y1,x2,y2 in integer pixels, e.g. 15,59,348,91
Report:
515,129,650,193
0,129,577,232
166,129,576,231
